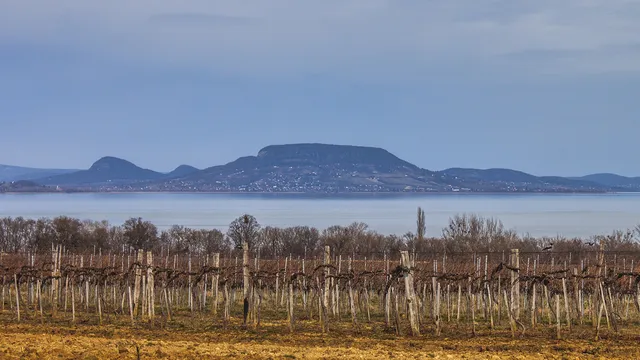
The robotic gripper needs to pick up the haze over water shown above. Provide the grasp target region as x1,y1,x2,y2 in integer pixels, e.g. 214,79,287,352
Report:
1,193,639,238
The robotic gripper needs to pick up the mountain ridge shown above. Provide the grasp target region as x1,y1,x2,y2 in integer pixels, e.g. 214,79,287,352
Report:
37,157,164,186
2,143,637,193
166,165,200,178
569,173,640,190
164,144,436,192
0,164,79,182
36,157,198,186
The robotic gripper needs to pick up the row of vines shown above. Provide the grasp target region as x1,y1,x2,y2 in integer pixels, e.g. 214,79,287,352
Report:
1,244,638,339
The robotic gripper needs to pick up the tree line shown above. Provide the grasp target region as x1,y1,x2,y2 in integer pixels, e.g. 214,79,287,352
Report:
0,209,639,256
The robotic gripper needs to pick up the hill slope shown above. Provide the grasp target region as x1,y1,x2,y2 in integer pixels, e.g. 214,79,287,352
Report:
38,157,164,186
571,173,640,190
151,143,610,193
166,165,199,178
9,143,625,193
437,168,605,192
0,164,78,182
158,143,443,192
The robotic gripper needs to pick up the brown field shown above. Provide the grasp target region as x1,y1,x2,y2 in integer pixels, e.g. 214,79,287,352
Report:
2,246,640,359
0,312,638,360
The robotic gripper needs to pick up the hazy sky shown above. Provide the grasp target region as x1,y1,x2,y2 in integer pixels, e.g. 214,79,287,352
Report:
1,1,639,176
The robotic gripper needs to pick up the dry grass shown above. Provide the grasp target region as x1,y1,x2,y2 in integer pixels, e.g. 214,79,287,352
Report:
0,312,637,360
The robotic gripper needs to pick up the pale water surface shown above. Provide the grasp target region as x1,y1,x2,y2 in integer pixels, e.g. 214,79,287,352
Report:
1,193,639,238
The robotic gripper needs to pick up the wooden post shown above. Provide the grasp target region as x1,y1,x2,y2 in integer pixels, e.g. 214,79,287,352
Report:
281,257,288,307
147,251,155,319
288,281,295,333
97,284,103,325
531,259,537,328
243,240,251,327
435,281,442,336
510,249,520,320
384,257,391,327
37,279,43,322
212,253,220,315
555,294,561,339
504,290,515,337
594,241,604,329
400,251,420,336
64,275,69,313
128,285,134,325
133,251,143,317
188,254,193,312
336,255,342,318
456,283,462,322
302,258,307,312
562,276,570,330
392,287,401,335
52,245,60,317
223,281,230,329
28,254,33,307
323,246,331,316
163,286,172,321
348,257,358,328
71,278,76,324
469,277,476,336
14,274,20,322
275,258,280,311
574,267,582,325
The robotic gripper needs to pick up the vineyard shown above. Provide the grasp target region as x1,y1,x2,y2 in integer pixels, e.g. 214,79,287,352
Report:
2,243,640,340
2,211,640,358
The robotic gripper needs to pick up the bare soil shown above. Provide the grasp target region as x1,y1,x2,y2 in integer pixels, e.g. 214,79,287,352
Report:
0,313,636,359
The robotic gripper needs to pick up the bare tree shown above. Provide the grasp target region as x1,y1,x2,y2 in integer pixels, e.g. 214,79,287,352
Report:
191,229,228,255
322,225,352,255
52,216,84,251
81,220,111,251
285,226,320,256
227,214,260,327
261,226,283,258
167,225,190,253
227,214,261,249
123,217,158,251
32,218,56,252
442,213,517,252
0,217,35,253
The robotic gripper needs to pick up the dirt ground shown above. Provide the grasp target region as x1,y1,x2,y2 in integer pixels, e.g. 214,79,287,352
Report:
0,314,637,359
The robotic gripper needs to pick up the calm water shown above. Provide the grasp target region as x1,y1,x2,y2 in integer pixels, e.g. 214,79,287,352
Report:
1,193,639,238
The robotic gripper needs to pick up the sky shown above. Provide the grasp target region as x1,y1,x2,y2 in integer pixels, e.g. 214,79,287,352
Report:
1,0,639,176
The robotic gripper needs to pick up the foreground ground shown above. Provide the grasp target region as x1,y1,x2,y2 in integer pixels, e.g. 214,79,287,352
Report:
0,312,638,359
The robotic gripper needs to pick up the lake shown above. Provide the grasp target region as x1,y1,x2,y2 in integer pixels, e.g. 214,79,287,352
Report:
0,193,639,238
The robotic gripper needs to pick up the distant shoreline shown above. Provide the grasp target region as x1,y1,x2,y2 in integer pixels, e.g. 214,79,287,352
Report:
0,190,621,196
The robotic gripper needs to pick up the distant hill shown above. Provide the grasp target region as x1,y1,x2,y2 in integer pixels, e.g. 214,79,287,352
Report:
255,143,421,170
570,173,640,190
150,143,610,193
438,168,538,183
0,180,53,193
38,157,164,186
166,165,199,178
0,164,78,182
163,143,441,192
6,143,633,193
437,168,605,192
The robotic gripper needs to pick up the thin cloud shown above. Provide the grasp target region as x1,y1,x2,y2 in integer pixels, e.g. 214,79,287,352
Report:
0,0,639,78
148,13,258,27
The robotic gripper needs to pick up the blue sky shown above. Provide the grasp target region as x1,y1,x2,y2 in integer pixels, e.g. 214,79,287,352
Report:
1,0,639,176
